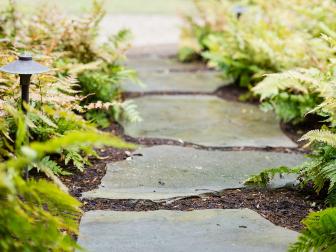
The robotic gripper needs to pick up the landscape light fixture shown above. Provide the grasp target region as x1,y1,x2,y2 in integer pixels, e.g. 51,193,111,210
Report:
0,53,49,112
0,53,49,179
234,6,246,19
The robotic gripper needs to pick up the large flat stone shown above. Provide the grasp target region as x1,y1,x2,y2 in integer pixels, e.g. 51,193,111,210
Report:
121,95,296,148
83,146,305,200
125,57,208,72
126,44,179,58
123,71,229,92
78,209,298,252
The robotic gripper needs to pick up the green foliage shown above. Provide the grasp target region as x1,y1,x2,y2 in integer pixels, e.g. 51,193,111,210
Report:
34,156,71,176
85,100,142,126
245,166,299,187
252,65,334,123
0,111,135,251
0,1,138,251
260,93,322,124
4,0,139,124
78,64,137,103
245,129,336,203
180,0,333,88
289,208,336,252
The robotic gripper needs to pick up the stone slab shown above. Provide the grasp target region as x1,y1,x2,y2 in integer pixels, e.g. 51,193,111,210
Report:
83,146,305,200
125,57,208,73
123,71,229,92
78,209,298,252
126,44,179,58
121,95,297,148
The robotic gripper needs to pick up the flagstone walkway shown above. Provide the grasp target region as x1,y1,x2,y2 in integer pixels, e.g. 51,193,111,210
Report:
78,47,302,251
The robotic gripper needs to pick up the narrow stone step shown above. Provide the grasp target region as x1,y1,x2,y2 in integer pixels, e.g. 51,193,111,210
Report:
123,71,230,92
126,44,178,58
121,95,297,148
78,209,298,252
126,57,208,72
83,146,305,201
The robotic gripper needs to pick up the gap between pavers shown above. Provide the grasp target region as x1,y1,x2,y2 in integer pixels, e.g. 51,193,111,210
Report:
83,145,305,201
121,95,297,148
78,209,298,252
123,71,230,92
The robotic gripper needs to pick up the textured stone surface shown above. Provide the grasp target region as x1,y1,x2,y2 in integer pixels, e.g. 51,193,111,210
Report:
126,44,179,58
83,146,305,200
125,57,207,72
121,95,296,148
78,209,298,252
123,71,229,92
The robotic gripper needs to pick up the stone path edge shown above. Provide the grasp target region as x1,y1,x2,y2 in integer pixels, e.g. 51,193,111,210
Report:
122,136,307,154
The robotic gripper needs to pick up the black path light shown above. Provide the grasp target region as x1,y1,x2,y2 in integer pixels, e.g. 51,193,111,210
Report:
0,53,49,112
0,53,49,179
234,6,246,19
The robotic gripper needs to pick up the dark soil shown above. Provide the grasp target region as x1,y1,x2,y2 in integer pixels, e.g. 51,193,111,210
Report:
60,147,130,197
82,188,323,232
215,84,259,105
281,114,326,147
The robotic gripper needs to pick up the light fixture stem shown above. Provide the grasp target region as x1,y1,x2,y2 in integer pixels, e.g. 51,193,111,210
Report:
19,74,31,112
19,74,31,180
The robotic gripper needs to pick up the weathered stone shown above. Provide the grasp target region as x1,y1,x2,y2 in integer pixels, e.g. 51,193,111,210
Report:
78,209,298,252
83,146,305,200
126,44,179,58
125,57,208,72
121,95,297,148
123,71,230,92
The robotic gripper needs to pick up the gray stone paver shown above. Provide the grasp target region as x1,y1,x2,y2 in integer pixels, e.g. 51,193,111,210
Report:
78,209,298,252
121,95,297,148
123,71,229,92
125,57,208,72
83,145,305,200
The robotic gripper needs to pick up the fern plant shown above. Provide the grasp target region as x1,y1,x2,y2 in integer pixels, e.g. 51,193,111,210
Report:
4,0,140,125
245,128,336,206
288,208,336,252
180,0,332,88
0,119,134,251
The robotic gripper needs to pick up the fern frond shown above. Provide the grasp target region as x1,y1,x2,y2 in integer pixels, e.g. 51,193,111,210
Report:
289,208,336,252
244,166,299,186
35,156,71,176
253,68,322,100
300,130,336,148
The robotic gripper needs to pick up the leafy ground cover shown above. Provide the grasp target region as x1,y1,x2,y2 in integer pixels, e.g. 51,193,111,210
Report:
180,0,336,251
0,0,194,15
0,0,138,251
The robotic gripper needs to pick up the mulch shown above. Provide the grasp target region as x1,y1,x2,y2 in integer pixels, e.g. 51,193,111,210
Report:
81,188,323,232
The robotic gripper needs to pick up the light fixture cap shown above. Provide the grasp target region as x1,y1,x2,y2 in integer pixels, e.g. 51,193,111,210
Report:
0,53,49,75
234,6,247,15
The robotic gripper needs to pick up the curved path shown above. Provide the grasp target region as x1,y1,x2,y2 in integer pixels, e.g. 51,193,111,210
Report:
77,44,303,251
